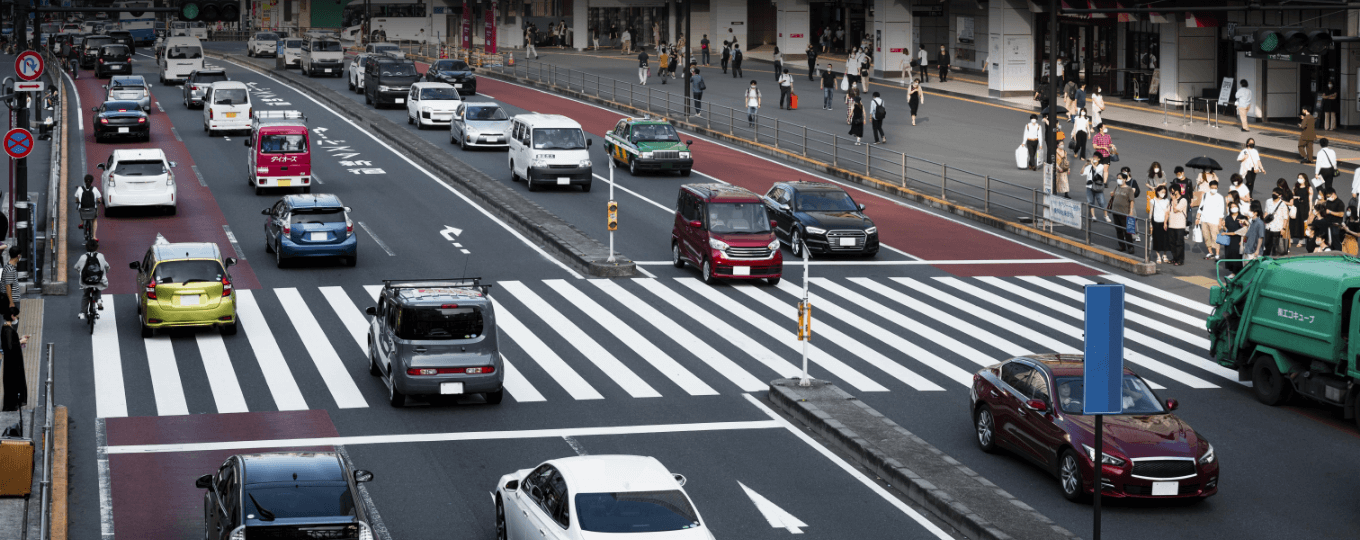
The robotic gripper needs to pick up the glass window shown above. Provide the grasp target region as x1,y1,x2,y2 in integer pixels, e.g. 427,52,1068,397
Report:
102,101,142,111
396,305,484,340
194,72,229,84
259,134,308,154
314,40,343,52
101,45,130,57
288,208,344,225
212,89,248,105
244,483,356,519
420,87,461,100
575,491,701,533
531,128,587,150
152,260,224,284
706,203,772,234
256,33,278,41
166,46,202,59
466,106,508,121
113,160,169,176
286,39,303,48
1001,362,1033,395
382,64,417,77
795,190,857,212
630,124,679,142
1054,376,1165,415
1024,370,1050,402
433,60,470,71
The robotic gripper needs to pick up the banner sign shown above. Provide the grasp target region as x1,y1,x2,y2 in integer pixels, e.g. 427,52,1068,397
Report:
1043,195,1083,229
484,1,497,53
461,0,472,49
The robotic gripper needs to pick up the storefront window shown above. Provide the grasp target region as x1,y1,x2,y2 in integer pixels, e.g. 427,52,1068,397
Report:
1123,20,1159,101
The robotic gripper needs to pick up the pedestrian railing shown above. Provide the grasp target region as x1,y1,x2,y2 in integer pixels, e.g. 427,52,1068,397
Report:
485,58,1153,263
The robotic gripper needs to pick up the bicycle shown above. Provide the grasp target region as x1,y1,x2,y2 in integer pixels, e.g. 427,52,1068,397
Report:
81,286,100,334
79,206,97,244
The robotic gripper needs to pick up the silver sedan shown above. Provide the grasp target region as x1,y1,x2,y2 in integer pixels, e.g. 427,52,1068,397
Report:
451,102,512,149
103,75,152,113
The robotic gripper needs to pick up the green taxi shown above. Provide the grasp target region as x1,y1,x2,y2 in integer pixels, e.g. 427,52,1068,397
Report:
130,234,239,337
604,117,694,176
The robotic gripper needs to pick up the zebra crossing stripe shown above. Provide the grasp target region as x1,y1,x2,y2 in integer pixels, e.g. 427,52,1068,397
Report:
1099,274,1213,314
320,286,372,357
881,279,1078,355
275,288,370,408
492,298,603,400
1058,276,1206,331
195,333,250,414
847,277,1036,357
500,355,546,402
143,335,190,416
235,289,309,411
634,278,801,380
1022,277,1210,350
92,296,129,418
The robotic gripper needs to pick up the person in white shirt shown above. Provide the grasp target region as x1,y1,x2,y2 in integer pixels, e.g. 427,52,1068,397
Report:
1237,138,1263,197
1350,167,1360,201
1231,174,1251,204
1071,108,1091,159
1151,185,1172,263
1197,180,1226,259
744,80,761,128
777,69,794,109
1315,137,1339,191
1235,79,1252,132
1022,115,1042,170
917,47,930,82
868,92,886,144
621,29,632,54
1263,187,1289,255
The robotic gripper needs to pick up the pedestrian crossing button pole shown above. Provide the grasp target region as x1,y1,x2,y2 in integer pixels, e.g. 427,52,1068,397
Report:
797,238,811,386
607,158,618,263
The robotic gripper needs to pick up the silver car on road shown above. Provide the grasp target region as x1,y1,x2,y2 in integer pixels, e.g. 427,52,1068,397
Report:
450,102,512,149
103,75,152,113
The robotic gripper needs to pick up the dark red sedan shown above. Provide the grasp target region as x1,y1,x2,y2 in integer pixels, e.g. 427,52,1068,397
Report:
969,354,1219,501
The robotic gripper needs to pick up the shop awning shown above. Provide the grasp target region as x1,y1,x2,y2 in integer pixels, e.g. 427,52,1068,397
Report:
1185,12,1219,27
1147,12,1170,24
1061,0,1089,18
1113,2,1139,23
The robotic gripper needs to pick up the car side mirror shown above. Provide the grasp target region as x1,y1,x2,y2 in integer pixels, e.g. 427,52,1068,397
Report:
1165,399,1178,411
1025,399,1048,412
672,473,687,487
686,140,693,146
688,220,702,229
857,203,866,211
169,161,177,168
470,66,476,72
261,208,272,215
101,84,108,89
587,139,593,147
91,107,99,112
225,257,237,267
365,306,377,316
354,470,374,483
504,479,519,491
128,261,140,270
194,474,212,489
97,163,106,170
244,138,251,147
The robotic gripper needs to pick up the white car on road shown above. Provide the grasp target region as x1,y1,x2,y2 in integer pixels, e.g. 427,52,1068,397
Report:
203,81,253,135
406,82,462,129
348,53,371,93
494,455,713,540
96,149,177,214
246,31,279,57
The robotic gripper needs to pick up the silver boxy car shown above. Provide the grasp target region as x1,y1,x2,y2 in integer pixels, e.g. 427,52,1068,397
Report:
365,279,504,407
103,75,152,113
181,69,228,109
451,102,512,149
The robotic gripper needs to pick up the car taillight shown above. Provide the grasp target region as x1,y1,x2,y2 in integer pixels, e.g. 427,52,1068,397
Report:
406,366,496,376
246,107,252,118
98,58,104,64
145,282,156,300
221,276,232,297
346,216,353,234
137,117,145,123
209,109,214,119
283,224,290,234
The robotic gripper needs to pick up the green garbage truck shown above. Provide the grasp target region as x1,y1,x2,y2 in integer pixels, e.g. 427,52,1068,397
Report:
1207,253,1360,429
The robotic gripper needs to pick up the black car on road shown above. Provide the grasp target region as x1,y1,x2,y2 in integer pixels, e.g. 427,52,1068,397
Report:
92,100,150,142
107,30,135,54
764,181,879,257
363,57,419,108
80,35,115,69
195,452,377,540
423,59,478,95
95,44,132,78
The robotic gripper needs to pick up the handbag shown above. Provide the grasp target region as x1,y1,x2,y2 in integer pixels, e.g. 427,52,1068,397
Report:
1216,233,1232,246
1289,205,1298,219
840,77,849,91
1126,216,1137,235
1192,226,1203,243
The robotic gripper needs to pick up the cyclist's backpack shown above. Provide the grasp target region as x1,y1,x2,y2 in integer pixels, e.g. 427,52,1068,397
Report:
80,187,96,209
81,256,104,286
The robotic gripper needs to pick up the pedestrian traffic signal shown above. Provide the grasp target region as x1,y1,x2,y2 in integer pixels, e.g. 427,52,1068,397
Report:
1251,28,1332,55
179,0,240,22
606,200,619,231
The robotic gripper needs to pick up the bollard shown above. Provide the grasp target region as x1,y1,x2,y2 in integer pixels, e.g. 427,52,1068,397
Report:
941,164,948,199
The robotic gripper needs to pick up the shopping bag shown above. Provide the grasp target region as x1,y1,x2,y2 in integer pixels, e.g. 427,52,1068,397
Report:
789,92,798,110
1015,145,1028,169
1192,226,1203,244
840,77,849,92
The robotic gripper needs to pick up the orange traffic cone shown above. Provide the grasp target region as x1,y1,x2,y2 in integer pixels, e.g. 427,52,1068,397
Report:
508,52,515,66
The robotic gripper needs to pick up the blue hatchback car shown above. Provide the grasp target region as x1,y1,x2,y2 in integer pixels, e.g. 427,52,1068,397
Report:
262,194,358,267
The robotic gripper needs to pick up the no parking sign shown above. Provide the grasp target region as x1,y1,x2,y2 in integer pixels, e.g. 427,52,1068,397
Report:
4,129,35,160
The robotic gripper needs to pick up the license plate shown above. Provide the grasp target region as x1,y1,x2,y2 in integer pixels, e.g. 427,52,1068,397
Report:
309,231,327,241
395,98,405,104
454,83,462,88
278,179,291,187
179,295,200,306
225,112,237,118
487,136,501,141
324,68,332,73
440,382,464,395
118,127,129,133
1152,482,1178,496
733,266,751,276
839,237,857,246
557,177,570,185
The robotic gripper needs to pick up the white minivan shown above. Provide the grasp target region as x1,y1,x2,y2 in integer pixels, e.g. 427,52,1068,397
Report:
507,114,594,192
300,36,345,77
158,36,203,84
203,81,253,135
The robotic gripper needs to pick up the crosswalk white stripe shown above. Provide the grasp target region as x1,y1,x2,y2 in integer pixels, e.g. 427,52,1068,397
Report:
363,284,382,302
143,336,190,416
726,282,945,390
92,296,129,418
320,286,372,357
634,278,801,380
973,277,1241,385
498,282,661,398
275,288,370,408
195,333,249,414
933,277,1212,389
774,280,971,386
1059,276,1206,329
234,289,308,411
546,280,718,396
812,278,1005,367
882,279,1078,355
673,278,888,392
848,277,1040,357
1024,277,1211,350
492,298,604,400
590,280,765,392
499,354,546,402
1099,274,1212,314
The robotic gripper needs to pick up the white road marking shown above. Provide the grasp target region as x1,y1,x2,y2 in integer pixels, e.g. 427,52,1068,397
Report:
739,481,808,534
631,258,1072,266
1061,275,1207,329
223,224,247,260
591,173,673,213
562,435,589,456
195,333,250,413
96,420,115,540
191,164,206,186
1100,273,1213,314
363,285,383,301
850,277,1042,357
460,248,471,254
357,221,396,256
235,289,309,411
636,278,800,379
320,286,372,357
500,355,546,402
92,296,128,418
275,288,370,408
171,126,182,141
1030,276,1210,348
142,335,190,416
492,298,603,400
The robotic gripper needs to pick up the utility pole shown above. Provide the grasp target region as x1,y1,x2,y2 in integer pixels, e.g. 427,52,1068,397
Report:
1046,0,1059,175
683,0,692,115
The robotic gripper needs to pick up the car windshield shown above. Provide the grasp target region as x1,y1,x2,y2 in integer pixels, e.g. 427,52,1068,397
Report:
113,160,168,176
85,38,113,50
194,72,228,84
796,190,858,212
102,101,142,112
214,89,248,105
396,305,484,340
434,60,470,71
314,40,342,51
373,44,399,53
420,87,461,100
244,483,356,519
152,260,224,285
532,128,587,150
260,134,308,154
166,46,202,59
466,106,508,121
286,39,303,48
575,491,700,533
110,86,145,96
631,124,679,142
707,202,773,234
1054,376,1166,415
382,64,417,77
289,208,344,225
256,33,278,41
101,45,129,57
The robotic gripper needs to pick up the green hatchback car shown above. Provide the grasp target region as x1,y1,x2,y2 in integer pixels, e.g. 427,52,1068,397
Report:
130,235,239,337
605,117,694,176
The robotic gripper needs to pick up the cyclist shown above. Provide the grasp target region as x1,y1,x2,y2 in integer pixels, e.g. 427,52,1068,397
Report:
74,240,110,320
74,174,100,241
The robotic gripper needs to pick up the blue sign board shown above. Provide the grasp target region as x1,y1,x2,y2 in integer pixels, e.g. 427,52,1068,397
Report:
1083,284,1125,415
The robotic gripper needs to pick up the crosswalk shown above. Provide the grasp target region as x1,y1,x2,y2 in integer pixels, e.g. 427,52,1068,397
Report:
87,275,1228,418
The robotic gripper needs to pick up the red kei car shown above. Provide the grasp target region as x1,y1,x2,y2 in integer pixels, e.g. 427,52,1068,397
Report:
969,354,1219,501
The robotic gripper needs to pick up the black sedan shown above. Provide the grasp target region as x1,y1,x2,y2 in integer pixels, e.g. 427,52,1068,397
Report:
423,59,477,95
92,100,150,142
764,181,879,257
195,452,377,540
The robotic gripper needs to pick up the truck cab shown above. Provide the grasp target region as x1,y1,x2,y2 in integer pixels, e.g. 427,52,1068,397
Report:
246,111,311,195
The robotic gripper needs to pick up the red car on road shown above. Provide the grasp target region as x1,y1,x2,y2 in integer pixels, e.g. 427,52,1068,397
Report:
969,354,1219,501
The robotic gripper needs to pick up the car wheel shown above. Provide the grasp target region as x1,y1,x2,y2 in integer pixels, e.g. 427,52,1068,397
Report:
301,186,311,194
165,205,176,216
221,321,238,336
629,156,639,176
408,113,414,125
681,169,692,177
388,377,405,407
701,259,717,284
974,405,998,453
265,236,275,254
672,242,685,268
766,277,780,286
495,495,508,540
1252,354,1292,406
347,76,354,91
458,131,467,150
509,160,518,182
183,95,189,108
255,186,264,196
791,230,803,257
1058,449,1085,501
369,346,381,376
248,49,254,57
345,251,357,267
364,91,372,105
581,181,591,192
140,313,153,338
275,245,286,268
485,388,504,405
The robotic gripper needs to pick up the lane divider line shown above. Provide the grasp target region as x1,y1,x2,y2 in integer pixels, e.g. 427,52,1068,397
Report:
222,225,247,260
191,164,206,186
357,221,395,256
632,258,1069,266
170,126,182,141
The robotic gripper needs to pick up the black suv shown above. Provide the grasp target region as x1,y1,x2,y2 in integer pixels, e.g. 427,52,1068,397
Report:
107,30,135,54
81,35,115,68
195,452,376,540
95,44,133,78
763,181,879,257
363,57,419,108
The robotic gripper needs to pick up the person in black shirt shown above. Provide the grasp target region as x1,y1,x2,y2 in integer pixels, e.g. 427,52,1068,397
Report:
721,41,730,73
1323,187,1346,246
820,64,836,110
0,316,27,412
806,43,818,81
637,50,650,85
731,43,743,78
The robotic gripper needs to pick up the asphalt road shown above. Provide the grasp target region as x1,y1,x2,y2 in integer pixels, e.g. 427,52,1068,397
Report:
33,42,1360,540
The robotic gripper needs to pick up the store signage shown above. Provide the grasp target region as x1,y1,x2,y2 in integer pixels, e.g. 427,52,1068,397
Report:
790,33,803,38
484,0,497,54
731,22,744,25
1244,50,1320,65
912,6,943,17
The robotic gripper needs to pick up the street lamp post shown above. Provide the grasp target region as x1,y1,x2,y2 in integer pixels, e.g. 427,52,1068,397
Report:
682,0,691,115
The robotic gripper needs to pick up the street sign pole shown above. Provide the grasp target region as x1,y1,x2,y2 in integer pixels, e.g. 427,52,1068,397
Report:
798,240,811,386
1083,283,1125,540
607,158,616,263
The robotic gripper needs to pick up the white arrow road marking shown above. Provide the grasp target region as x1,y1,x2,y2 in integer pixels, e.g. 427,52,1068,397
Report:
739,482,807,534
440,225,463,241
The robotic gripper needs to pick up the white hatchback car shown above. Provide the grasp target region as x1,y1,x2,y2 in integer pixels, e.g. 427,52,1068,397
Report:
494,455,714,540
203,81,252,135
406,82,462,129
96,149,177,214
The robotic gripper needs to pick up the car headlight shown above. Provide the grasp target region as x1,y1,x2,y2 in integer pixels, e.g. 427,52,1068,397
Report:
532,158,548,168
378,85,394,92
679,151,691,159
464,127,480,136
864,226,877,235
805,226,826,236
709,238,729,251
1198,443,1215,465
767,239,780,250
421,106,432,114
1082,444,1127,467
579,159,591,167
641,151,654,159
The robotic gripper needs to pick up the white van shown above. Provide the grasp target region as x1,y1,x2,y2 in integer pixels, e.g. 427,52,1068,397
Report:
507,114,594,192
279,38,304,68
300,36,345,77
202,81,253,136
158,36,204,84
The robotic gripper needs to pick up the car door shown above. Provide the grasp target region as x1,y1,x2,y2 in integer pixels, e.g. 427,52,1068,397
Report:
406,86,419,119
512,465,553,540
201,87,212,123
102,154,116,192
452,103,465,140
1013,368,1065,467
265,201,285,247
509,121,526,176
523,467,564,540
1000,362,1048,464
207,459,236,540
764,186,791,240
995,361,1031,451
376,296,398,374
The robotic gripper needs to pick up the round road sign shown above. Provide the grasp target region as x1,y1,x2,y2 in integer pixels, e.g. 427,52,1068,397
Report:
3,129,35,160
15,51,44,82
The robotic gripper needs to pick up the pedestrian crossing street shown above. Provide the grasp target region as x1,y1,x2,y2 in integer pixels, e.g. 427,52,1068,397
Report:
89,274,1229,418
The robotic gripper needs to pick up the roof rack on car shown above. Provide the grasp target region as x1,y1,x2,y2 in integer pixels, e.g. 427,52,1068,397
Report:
253,110,306,123
382,278,490,290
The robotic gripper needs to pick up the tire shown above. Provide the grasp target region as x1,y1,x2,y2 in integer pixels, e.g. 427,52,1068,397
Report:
974,405,998,453
484,388,504,405
408,113,414,125
301,186,311,194
265,236,275,254
388,377,406,407
509,160,518,182
165,205,177,216
248,49,254,57
681,169,692,177
458,130,467,149
183,95,189,108
275,245,286,268
701,259,717,284
766,277,780,286
495,496,508,540
369,347,381,376
140,314,153,338
581,181,591,192
1252,354,1293,406
1058,449,1085,501
254,186,264,196
364,90,372,105
345,251,357,267
1353,392,1360,432
672,242,685,268
791,230,803,257
220,321,238,336
347,76,354,91
629,156,639,176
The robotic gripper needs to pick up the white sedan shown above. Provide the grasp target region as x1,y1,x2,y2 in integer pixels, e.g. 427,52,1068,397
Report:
97,149,177,214
494,455,714,540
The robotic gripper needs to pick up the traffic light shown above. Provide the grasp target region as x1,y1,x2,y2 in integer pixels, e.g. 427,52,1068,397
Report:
179,0,240,22
1252,28,1332,55
606,200,619,231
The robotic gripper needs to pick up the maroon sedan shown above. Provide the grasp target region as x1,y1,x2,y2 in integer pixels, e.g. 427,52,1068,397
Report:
969,354,1219,501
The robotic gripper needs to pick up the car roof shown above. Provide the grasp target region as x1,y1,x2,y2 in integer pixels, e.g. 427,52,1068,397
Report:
384,279,490,303
191,69,227,77
152,241,222,262
111,148,167,161
239,452,344,485
621,117,671,126
109,75,146,85
463,101,500,107
413,81,455,89
551,455,681,494
209,81,249,89
683,183,760,202
1010,354,1138,378
515,114,580,128
783,180,848,193
283,194,344,209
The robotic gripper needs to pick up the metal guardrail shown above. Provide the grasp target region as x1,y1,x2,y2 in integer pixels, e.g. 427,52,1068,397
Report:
484,59,1152,262
42,48,64,293
38,343,55,540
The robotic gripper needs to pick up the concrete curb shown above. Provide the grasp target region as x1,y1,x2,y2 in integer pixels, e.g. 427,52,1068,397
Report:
468,65,1155,275
51,406,68,540
768,379,1081,540
209,52,637,278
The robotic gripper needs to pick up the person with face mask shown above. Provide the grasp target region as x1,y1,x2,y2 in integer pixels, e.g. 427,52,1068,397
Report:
1324,187,1346,247
1263,188,1290,256
1089,86,1105,127
744,80,761,128
1221,203,1247,274
1299,108,1318,163
1230,174,1251,204
1198,180,1225,260
1322,79,1339,131
1243,201,1266,260
1022,115,1042,171
1108,173,1137,254
1237,138,1264,196
1071,109,1090,160
1168,185,1188,265
1091,123,1114,169
1151,185,1172,263
1293,174,1314,246
848,95,866,145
